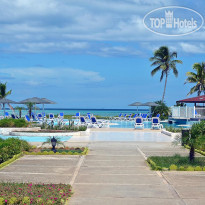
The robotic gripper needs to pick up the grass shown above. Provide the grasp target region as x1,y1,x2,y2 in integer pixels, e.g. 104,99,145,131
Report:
148,154,205,169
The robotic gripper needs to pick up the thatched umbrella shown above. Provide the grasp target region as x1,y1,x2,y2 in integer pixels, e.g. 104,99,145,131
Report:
18,97,56,115
40,98,56,112
128,102,142,113
0,98,17,117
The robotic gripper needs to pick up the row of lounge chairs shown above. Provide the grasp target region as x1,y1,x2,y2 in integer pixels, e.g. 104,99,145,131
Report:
78,116,109,128
113,113,160,121
24,112,65,124
135,117,163,129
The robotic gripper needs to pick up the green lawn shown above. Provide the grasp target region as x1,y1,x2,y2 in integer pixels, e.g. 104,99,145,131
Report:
148,154,205,170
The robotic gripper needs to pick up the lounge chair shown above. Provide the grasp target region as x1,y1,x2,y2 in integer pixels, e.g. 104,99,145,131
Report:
195,110,201,118
37,113,43,120
58,112,64,119
134,117,144,129
151,117,163,129
156,114,160,118
148,114,152,121
141,113,148,121
122,114,127,120
49,113,55,120
87,113,91,120
5,112,10,118
31,113,40,122
25,115,31,122
131,114,137,120
91,116,104,128
113,113,122,120
126,114,132,121
79,116,90,127
11,114,19,119
72,112,80,119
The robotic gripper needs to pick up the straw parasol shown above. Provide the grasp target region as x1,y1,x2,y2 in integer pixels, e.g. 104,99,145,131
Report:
0,98,18,117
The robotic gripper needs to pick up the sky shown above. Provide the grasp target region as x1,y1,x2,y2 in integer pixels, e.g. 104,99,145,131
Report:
0,0,205,109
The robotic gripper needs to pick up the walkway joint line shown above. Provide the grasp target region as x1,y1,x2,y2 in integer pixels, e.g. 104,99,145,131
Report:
70,156,85,186
136,144,186,205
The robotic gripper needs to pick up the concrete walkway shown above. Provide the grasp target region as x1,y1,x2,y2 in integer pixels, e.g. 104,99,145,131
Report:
0,131,205,204
69,141,185,205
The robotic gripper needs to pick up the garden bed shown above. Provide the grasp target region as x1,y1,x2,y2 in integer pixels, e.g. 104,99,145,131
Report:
25,147,89,155
0,182,72,204
147,155,205,171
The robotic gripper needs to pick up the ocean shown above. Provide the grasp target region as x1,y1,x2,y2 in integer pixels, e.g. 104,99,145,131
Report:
3,108,150,117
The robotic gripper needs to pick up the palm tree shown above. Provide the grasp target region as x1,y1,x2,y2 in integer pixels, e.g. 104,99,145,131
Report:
150,46,183,102
15,106,25,118
182,120,205,162
0,83,12,116
0,83,12,99
185,62,205,96
152,100,170,120
26,102,35,118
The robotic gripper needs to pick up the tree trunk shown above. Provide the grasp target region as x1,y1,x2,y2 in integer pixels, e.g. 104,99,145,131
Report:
19,110,22,118
162,72,168,102
189,145,195,162
29,108,31,118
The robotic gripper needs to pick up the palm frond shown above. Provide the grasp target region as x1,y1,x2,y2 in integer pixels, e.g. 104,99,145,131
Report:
170,51,177,58
151,60,163,66
151,66,161,76
172,66,178,77
187,86,198,96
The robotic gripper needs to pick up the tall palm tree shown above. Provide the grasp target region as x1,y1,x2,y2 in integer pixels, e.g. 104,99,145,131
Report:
26,102,35,118
0,83,12,116
15,106,25,118
0,83,12,99
150,46,183,102
185,62,205,96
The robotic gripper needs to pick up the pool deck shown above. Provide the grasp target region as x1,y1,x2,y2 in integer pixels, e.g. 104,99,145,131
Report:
0,131,205,205
90,128,161,132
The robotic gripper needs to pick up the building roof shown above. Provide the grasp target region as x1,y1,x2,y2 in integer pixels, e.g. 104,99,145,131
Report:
176,95,205,103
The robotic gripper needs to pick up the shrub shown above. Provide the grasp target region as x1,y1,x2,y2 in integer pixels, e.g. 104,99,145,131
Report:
165,126,182,133
179,166,185,171
0,138,31,164
0,198,4,205
9,197,17,205
22,197,30,204
0,119,29,128
186,166,195,171
169,164,177,170
195,166,202,171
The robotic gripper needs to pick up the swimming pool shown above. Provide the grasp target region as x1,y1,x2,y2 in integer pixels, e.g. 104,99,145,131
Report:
0,135,72,142
109,120,197,129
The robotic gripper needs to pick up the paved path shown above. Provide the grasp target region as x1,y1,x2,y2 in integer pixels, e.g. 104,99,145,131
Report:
0,131,205,205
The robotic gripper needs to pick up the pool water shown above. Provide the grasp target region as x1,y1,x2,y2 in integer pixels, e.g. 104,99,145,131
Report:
0,135,72,142
109,120,197,129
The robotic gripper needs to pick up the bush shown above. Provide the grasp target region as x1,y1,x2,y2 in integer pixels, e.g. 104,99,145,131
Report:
0,119,29,128
195,166,202,171
165,126,182,133
186,166,195,171
0,138,31,164
179,166,185,171
169,164,177,170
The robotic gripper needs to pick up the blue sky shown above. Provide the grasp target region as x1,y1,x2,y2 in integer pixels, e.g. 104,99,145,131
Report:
0,0,205,108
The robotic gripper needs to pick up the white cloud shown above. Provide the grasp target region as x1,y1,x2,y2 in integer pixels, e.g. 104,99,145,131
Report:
180,42,205,53
0,67,105,86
